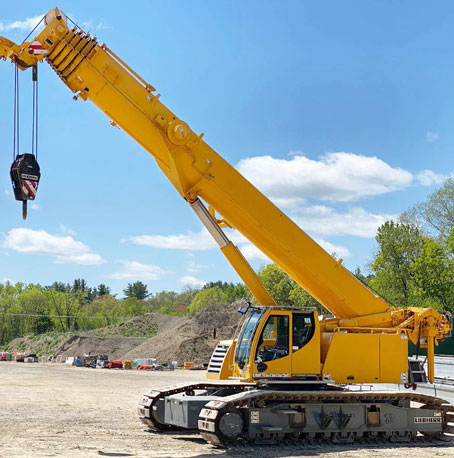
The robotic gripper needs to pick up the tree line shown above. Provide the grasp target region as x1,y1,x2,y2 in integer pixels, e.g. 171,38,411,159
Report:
363,178,454,312
1,179,453,346
0,266,321,345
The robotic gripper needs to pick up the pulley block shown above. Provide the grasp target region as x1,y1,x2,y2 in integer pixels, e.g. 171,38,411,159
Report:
10,153,41,220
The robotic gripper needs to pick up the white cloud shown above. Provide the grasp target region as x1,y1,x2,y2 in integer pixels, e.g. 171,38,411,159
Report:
60,225,77,236
30,202,40,211
186,259,207,273
1,228,104,265
125,209,356,261
4,189,10,196
179,276,206,288
81,20,111,32
0,14,110,35
239,243,269,262
2,277,12,284
293,206,396,238
107,260,170,281
426,131,439,142
0,14,44,32
314,238,350,258
414,169,450,186
226,234,350,262
237,152,413,204
124,228,216,250
237,152,451,205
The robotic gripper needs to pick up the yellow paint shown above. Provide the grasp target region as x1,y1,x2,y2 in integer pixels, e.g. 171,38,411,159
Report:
379,334,408,383
323,333,381,384
291,314,321,377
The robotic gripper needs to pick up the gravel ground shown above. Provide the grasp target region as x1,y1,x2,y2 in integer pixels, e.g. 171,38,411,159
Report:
0,363,453,458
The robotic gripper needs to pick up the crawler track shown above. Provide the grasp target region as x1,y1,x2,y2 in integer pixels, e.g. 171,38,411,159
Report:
138,382,252,431
139,383,454,447
198,390,454,446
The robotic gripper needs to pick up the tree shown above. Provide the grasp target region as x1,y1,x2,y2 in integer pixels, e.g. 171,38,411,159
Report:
46,290,82,332
353,267,373,285
203,281,230,290
72,279,88,293
71,278,95,303
187,287,227,315
47,281,69,293
257,264,324,311
202,281,250,304
123,281,149,300
174,287,198,311
85,287,98,302
370,221,424,306
404,178,454,241
224,283,250,303
96,284,111,297
148,290,178,312
288,286,324,312
18,287,53,335
258,264,294,306
411,238,454,311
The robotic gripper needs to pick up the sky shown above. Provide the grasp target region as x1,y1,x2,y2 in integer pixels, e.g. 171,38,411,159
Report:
0,0,453,297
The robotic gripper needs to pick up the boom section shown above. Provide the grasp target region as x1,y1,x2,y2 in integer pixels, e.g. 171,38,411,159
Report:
1,10,390,319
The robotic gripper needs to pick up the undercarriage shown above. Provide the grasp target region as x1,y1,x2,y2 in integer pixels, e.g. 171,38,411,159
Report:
138,381,454,447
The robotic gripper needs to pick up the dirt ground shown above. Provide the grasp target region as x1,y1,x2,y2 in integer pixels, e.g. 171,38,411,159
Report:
0,363,453,458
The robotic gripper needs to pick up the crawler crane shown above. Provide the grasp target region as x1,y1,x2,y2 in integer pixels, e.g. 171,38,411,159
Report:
1,8,453,446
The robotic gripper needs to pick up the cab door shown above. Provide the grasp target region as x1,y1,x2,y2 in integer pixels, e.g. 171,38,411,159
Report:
251,311,292,379
291,311,321,377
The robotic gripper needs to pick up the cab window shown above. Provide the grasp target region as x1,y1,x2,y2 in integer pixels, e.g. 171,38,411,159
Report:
255,315,289,363
292,313,315,352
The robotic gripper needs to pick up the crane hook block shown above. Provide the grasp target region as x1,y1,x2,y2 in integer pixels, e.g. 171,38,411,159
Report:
10,153,41,220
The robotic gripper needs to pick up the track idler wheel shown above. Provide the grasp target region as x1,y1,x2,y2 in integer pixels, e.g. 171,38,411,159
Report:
419,404,452,439
217,410,244,442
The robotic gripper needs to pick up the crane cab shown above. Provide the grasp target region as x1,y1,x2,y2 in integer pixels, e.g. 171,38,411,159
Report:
208,305,410,385
230,306,321,382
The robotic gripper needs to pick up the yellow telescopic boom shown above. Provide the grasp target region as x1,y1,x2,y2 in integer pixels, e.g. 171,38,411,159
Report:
0,8,390,319
1,12,451,385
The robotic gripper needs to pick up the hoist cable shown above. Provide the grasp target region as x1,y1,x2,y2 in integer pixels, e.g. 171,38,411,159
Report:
17,67,19,156
21,15,45,44
31,66,38,158
12,66,16,160
66,14,83,31
35,69,39,159
31,74,35,155
12,65,20,159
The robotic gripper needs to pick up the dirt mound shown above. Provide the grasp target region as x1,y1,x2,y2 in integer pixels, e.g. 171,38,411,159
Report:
152,313,188,333
86,316,157,338
53,335,145,359
86,312,187,338
122,302,242,364
7,305,242,364
7,333,69,356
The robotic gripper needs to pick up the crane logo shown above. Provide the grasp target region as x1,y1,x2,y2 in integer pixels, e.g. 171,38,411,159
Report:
414,416,442,424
